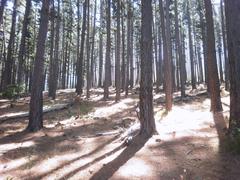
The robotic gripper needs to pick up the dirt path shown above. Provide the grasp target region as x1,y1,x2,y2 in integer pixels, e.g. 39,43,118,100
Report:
0,89,240,180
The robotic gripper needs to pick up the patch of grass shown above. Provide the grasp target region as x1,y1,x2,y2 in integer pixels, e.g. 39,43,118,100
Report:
79,102,93,115
223,132,240,154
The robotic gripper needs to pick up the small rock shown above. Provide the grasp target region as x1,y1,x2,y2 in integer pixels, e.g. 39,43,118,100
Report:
89,169,93,174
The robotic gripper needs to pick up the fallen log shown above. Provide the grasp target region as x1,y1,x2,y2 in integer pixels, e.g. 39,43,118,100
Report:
0,102,74,124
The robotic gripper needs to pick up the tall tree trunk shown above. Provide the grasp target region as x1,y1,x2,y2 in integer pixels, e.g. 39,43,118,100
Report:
2,0,17,90
98,0,103,87
139,0,156,137
27,0,50,132
204,0,223,113
76,0,87,95
48,1,55,97
90,0,97,88
159,0,173,111
174,0,185,97
49,0,60,99
121,3,126,90
220,0,229,91
104,0,111,99
225,0,240,137
115,0,121,101
187,0,196,90
17,0,31,85
0,0,7,27
86,0,90,98
125,0,131,96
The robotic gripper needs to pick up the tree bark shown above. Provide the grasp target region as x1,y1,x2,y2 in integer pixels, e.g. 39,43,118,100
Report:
76,0,87,95
159,0,173,111
174,0,185,97
204,0,223,113
2,0,17,90
17,0,31,85
139,0,156,137
104,0,111,99
187,0,196,90
115,0,121,101
225,0,240,136
27,0,50,132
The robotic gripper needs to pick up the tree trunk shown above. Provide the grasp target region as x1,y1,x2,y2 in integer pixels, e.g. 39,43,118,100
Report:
104,0,111,99
159,0,173,111
86,0,90,98
139,0,156,137
49,0,60,99
98,0,103,88
204,0,223,113
125,0,131,96
220,0,229,91
115,0,121,101
2,0,17,90
27,0,50,132
121,3,126,91
225,0,240,137
48,1,55,97
174,0,185,97
76,0,87,95
0,0,7,26
187,0,196,90
17,0,31,85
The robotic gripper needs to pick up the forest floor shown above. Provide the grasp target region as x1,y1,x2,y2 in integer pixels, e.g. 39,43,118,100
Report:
0,87,240,180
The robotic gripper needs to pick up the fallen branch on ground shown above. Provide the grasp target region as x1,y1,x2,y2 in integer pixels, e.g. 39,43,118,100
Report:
0,102,74,124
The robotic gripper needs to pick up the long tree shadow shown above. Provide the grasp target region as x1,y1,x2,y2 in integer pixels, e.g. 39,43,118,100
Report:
30,134,120,180
89,135,149,180
213,112,227,151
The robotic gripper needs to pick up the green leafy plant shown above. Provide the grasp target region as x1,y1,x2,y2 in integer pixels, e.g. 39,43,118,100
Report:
2,84,24,99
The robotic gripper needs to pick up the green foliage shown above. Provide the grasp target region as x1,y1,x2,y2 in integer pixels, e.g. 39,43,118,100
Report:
2,85,24,99
225,129,240,154
79,102,93,115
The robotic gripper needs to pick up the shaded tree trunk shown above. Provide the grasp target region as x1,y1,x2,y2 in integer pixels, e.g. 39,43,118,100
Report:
204,0,223,113
115,0,121,101
104,0,111,99
225,0,240,137
76,0,87,95
139,0,156,137
49,0,60,99
0,0,7,26
27,0,50,132
220,0,229,91
98,0,104,87
2,0,17,90
174,0,185,97
159,0,173,111
187,0,196,90
17,0,31,85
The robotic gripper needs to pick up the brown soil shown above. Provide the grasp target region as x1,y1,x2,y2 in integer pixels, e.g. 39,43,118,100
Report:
0,88,240,180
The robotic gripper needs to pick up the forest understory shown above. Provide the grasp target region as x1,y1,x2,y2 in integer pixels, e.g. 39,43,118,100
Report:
0,86,239,180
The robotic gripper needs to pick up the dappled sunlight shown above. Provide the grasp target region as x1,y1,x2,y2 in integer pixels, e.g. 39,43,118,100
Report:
156,106,216,140
0,157,29,174
117,158,153,178
0,88,238,180
0,111,27,119
91,97,137,118
0,141,35,155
